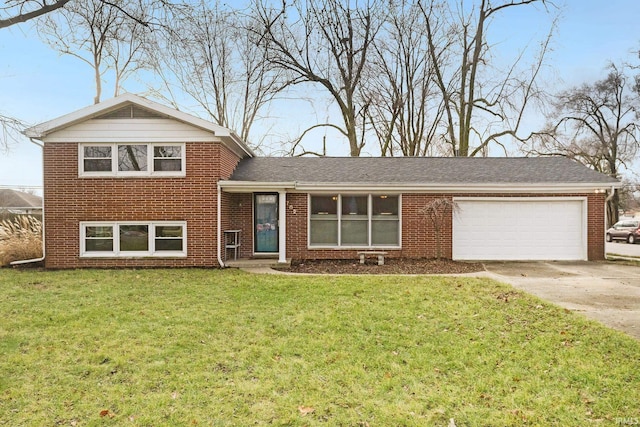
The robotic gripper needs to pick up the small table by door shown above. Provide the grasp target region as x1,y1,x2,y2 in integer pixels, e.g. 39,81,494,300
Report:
224,230,241,260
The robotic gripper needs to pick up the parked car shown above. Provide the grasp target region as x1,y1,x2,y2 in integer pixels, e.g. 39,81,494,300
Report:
606,220,640,244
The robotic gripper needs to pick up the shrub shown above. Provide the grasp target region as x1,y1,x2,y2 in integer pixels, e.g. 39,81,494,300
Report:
0,216,43,266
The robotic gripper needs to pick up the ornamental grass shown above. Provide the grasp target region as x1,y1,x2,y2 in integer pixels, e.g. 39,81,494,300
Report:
0,215,43,266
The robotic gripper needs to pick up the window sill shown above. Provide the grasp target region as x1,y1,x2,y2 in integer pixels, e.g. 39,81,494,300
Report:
78,173,186,178
80,253,187,259
308,246,400,250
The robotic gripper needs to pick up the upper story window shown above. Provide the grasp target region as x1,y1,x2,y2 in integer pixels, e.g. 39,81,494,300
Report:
79,143,185,177
83,146,112,172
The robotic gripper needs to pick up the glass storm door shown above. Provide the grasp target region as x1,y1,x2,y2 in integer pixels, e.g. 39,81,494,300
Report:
254,193,278,253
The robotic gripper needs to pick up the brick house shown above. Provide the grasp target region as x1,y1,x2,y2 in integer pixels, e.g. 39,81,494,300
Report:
24,94,620,269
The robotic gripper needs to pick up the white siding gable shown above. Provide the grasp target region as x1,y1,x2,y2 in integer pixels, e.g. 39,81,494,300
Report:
41,118,220,143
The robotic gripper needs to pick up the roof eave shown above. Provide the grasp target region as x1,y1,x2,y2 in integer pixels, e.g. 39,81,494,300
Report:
219,180,297,192
221,181,621,193
296,182,621,193
24,93,254,158
222,132,254,158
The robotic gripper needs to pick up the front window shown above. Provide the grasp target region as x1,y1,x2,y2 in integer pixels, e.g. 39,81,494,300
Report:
83,146,112,172
372,195,399,245
119,224,149,252
155,225,184,251
341,196,368,245
310,195,338,245
309,194,400,247
154,146,182,171
81,222,187,257
118,145,148,172
84,225,114,251
79,143,184,176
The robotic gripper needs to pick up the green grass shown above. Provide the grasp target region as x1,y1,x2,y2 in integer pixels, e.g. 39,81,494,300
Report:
606,256,640,267
1,269,639,426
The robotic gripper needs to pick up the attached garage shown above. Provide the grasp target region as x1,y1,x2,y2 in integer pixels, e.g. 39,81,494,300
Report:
453,197,587,261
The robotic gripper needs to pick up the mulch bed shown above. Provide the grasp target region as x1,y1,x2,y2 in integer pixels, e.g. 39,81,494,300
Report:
281,258,485,275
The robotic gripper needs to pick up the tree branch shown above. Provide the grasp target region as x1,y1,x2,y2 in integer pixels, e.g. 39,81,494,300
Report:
0,0,72,29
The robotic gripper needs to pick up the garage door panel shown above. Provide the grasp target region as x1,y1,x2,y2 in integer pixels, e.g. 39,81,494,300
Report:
453,199,586,261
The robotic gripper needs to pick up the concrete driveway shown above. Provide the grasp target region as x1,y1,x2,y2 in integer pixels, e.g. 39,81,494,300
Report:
481,261,640,340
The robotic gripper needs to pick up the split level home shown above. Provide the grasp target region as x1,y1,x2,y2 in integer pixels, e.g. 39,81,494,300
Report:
23,94,620,269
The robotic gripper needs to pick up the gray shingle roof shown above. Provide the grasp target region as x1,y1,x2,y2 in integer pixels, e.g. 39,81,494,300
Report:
0,189,43,209
228,157,619,185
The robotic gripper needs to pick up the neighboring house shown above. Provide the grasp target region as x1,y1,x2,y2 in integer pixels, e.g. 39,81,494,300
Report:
0,189,43,215
24,94,620,269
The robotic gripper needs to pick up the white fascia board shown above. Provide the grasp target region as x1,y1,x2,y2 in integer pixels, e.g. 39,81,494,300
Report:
220,181,619,194
25,94,223,137
218,180,297,192
41,135,220,143
291,182,622,193
220,133,254,158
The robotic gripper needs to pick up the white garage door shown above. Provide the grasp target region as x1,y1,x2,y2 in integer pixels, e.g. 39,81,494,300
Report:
453,198,586,261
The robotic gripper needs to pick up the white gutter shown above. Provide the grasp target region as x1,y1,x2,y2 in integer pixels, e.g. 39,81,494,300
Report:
293,183,622,193
603,185,617,259
10,138,45,266
216,180,225,268
218,181,297,192
227,131,255,158
220,180,621,194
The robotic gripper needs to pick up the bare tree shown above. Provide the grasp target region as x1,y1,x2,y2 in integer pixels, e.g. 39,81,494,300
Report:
419,0,555,157
147,1,285,145
1,0,71,148
363,0,445,156
527,64,640,226
252,0,385,156
1,0,173,149
0,114,28,152
1,0,166,29
38,0,153,104
420,197,458,259
0,0,71,28
618,178,640,214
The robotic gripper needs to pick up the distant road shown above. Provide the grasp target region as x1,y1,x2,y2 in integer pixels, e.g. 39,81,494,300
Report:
606,242,640,258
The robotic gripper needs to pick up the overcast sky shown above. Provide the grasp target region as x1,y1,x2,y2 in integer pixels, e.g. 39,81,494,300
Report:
1,0,639,191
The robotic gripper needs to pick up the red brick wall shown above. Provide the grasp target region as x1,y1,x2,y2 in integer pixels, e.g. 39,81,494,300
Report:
43,142,242,268
45,140,608,268
274,192,606,262
587,192,606,260
285,193,308,260
225,193,253,259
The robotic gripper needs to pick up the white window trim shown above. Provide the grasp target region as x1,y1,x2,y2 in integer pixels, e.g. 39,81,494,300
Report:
80,221,187,258
78,143,186,177
307,194,402,249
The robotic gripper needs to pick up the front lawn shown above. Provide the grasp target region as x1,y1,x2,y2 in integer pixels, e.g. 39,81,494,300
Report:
1,269,638,425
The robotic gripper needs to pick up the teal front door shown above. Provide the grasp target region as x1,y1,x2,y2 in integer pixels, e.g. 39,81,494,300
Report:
254,193,278,253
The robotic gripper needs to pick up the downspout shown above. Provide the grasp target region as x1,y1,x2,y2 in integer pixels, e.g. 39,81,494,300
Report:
604,185,616,228
603,185,616,260
10,138,46,266
216,180,225,268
